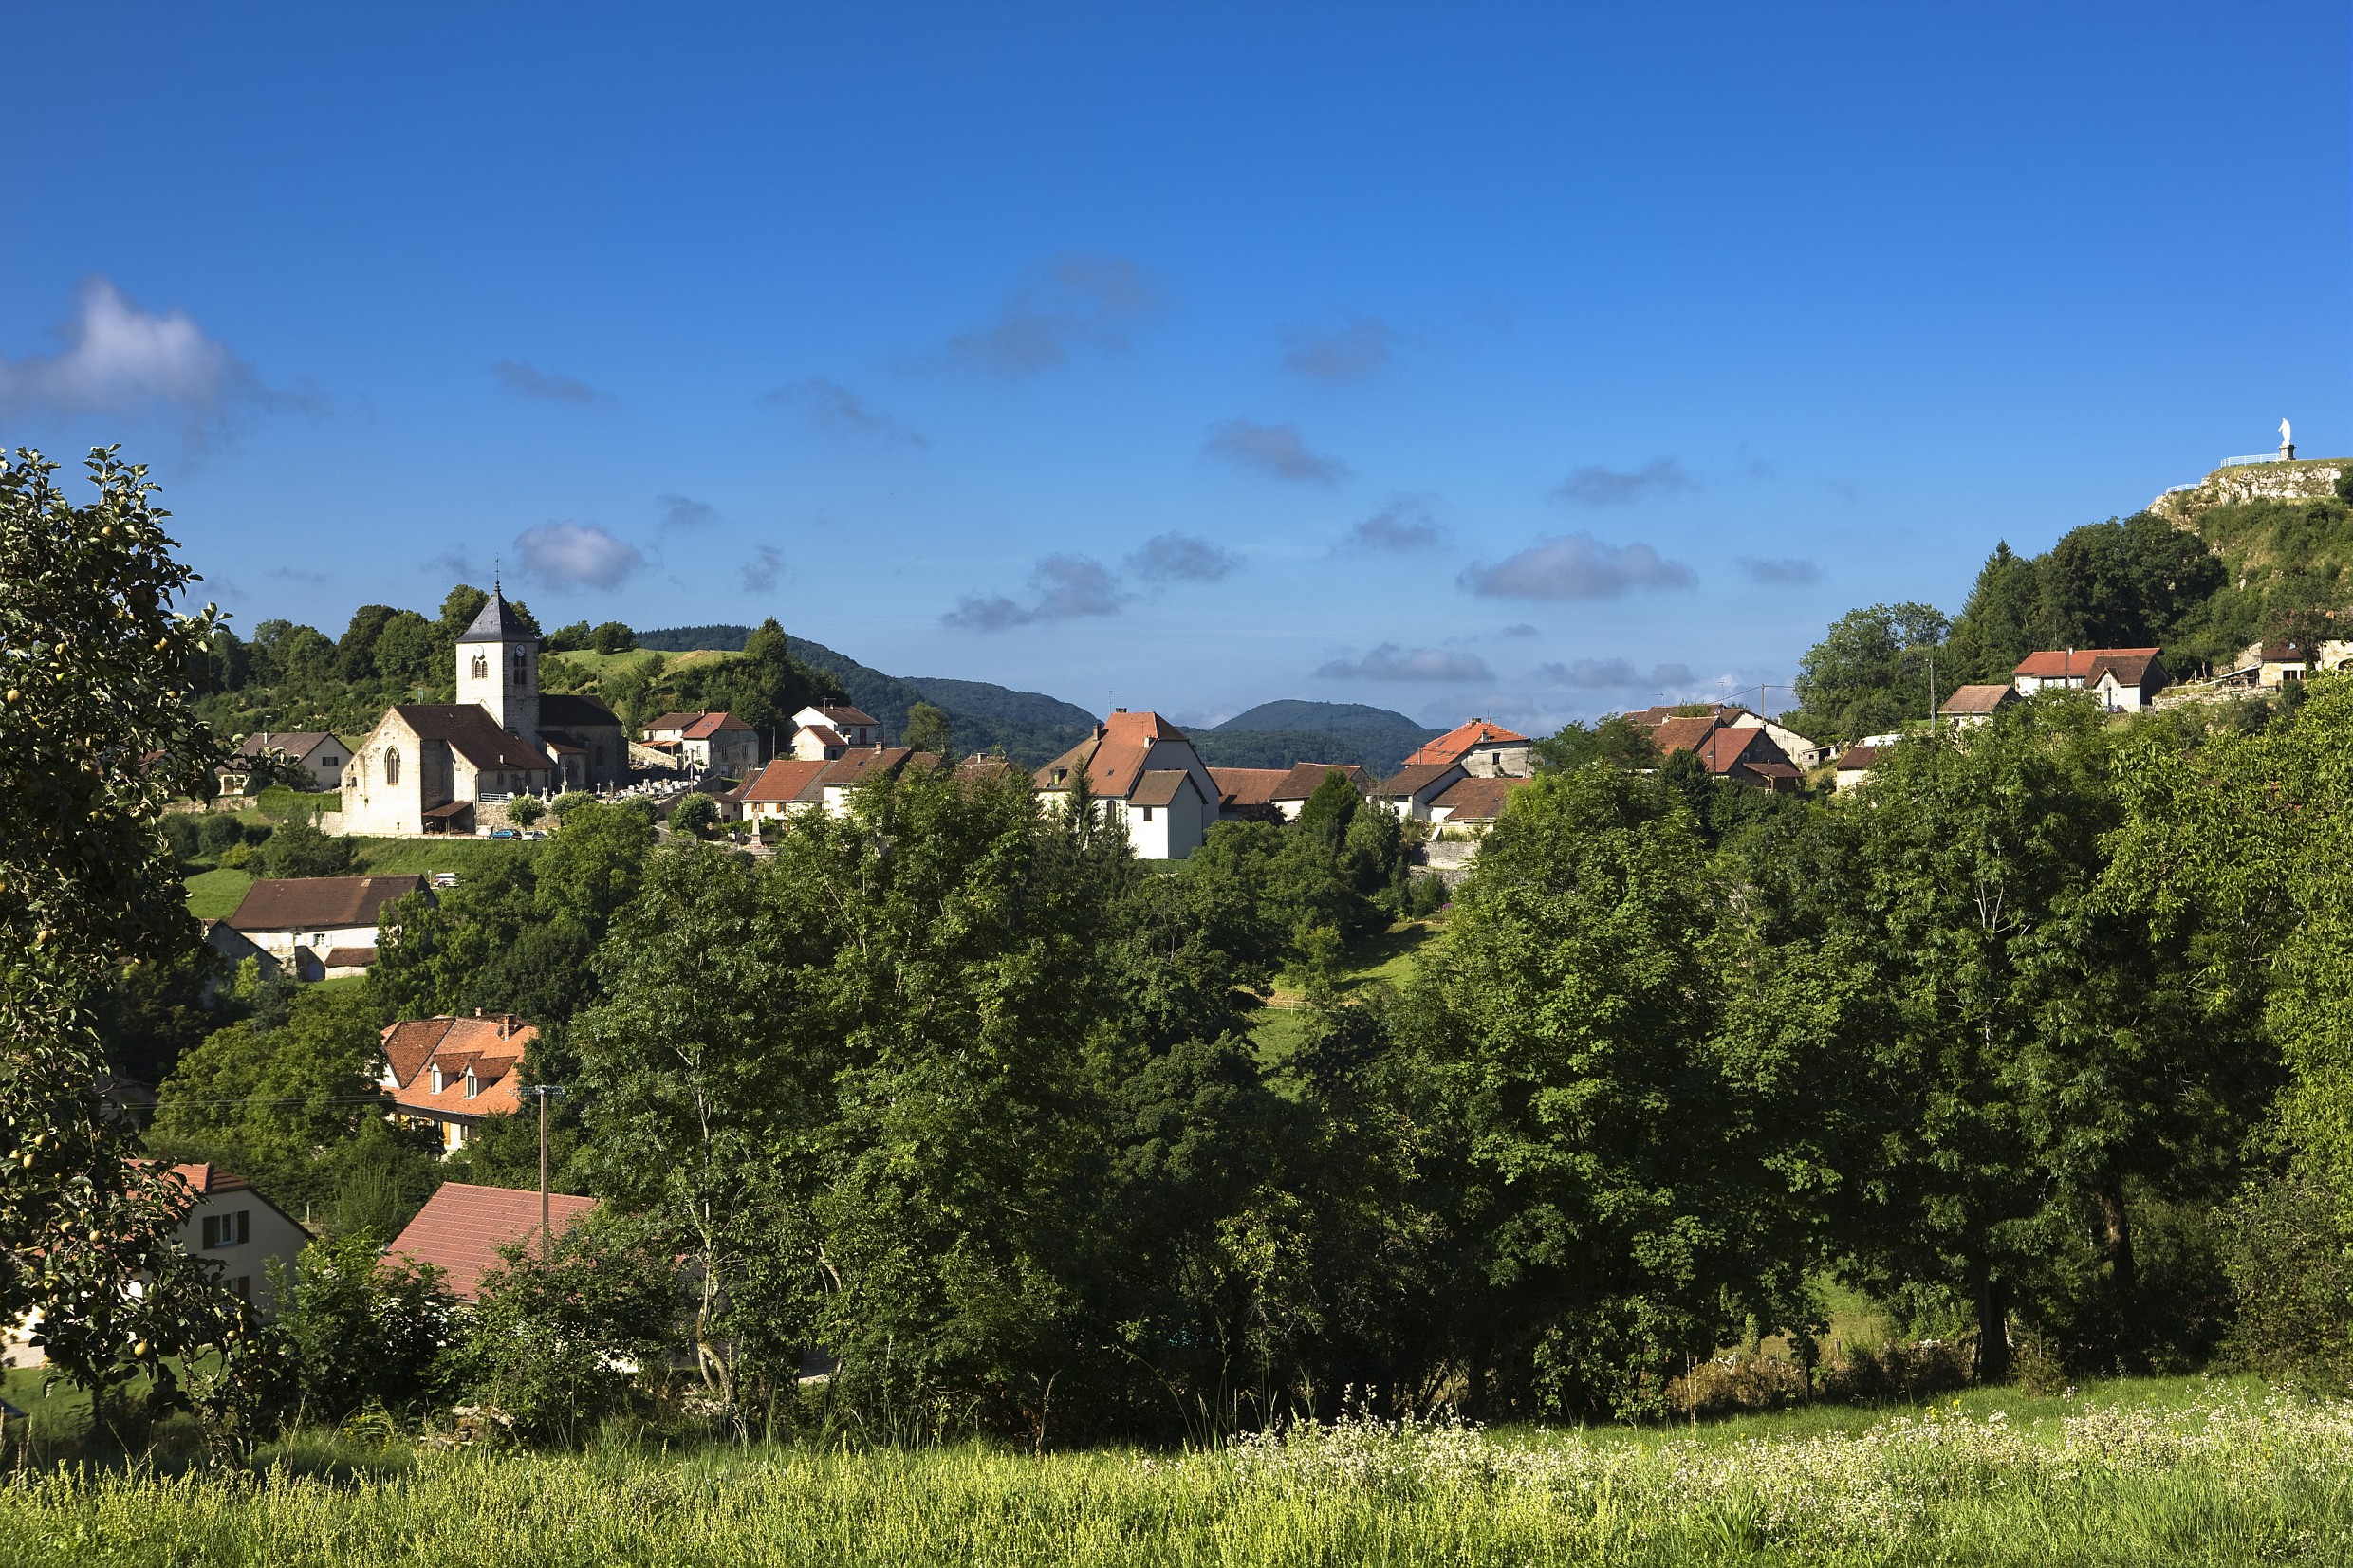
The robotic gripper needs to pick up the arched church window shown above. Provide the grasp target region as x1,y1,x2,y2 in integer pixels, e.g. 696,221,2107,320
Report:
513,647,530,686
471,654,489,681
384,747,401,785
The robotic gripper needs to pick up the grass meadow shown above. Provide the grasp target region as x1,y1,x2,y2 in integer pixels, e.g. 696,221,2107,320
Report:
4,1377,2349,1565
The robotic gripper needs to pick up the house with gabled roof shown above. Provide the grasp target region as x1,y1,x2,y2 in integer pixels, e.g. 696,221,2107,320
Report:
1268,763,1372,821
1405,719,1530,778
227,875,428,979
380,1011,536,1156
1208,767,1288,822
1651,715,1804,791
223,730,349,793
1369,761,1468,821
1939,684,2017,727
1834,744,1881,793
2011,646,2172,711
793,705,881,751
1033,710,1220,859
1428,774,1532,830
388,1182,599,1300
730,747,944,823
342,587,626,834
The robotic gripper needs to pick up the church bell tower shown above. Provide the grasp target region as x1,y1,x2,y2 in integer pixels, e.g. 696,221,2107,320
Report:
454,583,541,739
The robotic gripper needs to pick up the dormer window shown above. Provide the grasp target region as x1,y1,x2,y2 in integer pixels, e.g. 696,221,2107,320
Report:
463,1069,478,1098
431,1064,447,1092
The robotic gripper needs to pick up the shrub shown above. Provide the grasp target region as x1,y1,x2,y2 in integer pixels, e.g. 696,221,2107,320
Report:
163,814,203,862
273,1230,458,1418
550,791,598,820
589,621,638,655
259,820,355,878
2219,1170,2353,1393
199,811,256,855
510,796,546,828
671,792,719,839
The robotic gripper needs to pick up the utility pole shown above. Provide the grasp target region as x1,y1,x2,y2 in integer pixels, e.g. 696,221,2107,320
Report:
523,1084,565,1251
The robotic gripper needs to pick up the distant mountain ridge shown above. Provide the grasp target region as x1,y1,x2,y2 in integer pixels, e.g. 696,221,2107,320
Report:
1212,700,1431,734
1201,698,1440,777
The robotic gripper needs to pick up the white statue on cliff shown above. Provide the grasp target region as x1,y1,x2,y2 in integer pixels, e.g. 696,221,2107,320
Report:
2281,417,2292,446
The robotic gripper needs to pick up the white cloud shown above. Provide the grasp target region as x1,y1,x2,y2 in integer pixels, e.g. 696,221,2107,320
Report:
512,522,646,590
1283,313,1395,382
1340,496,1446,553
1529,657,1697,690
765,377,928,445
943,553,1127,631
1459,532,1696,600
1552,457,1694,507
0,277,278,435
1204,418,1349,484
1127,532,1240,583
1316,643,1494,682
944,253,1167,374
491,360,606,405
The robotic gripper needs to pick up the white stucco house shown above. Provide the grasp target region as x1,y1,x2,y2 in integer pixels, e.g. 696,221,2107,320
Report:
1032,710,1219,860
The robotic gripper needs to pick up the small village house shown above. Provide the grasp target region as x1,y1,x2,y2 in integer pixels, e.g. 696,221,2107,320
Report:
166,1163,309,1316
388,1182,599,1301
1268,763,1372,821
1623,704,1828,769
2010,647,2171,710
788,704,882,759
1427,774,1531,831
222,730,348,793
1207,766,1288,822
1404,719,1531,778
1369,761,1468,821
1650,715,1804,791
1834,744,1881,793
380,1012,535,1155
1939,684,2017,727
226,875,428,980
1033,711,1220,860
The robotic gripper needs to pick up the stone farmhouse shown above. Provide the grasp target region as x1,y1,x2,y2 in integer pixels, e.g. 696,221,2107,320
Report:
640,710,761,776
380,1011,535,1156
340,588,626,836
1405,719,1530,777
226,874,427,979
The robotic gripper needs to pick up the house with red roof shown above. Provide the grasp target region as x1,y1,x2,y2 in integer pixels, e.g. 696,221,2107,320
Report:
380,1011,537,1156
2010,647,2173,710
387,1182,599,1300
790,704,883,759
1427,774,1533,830
1369,762,1469,821
1208,766,1288,822
1651,715,1804,791
1622,704,1828,769
1033,710,1220,859
1405,719,1530,778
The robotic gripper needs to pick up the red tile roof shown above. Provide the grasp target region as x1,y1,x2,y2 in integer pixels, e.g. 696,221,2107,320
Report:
1405,719,1529,767
1941,683,2015,715
2084,651,2169,690
1649,716,1720,755
799,723,846,748
740,757,831,804
2013,647,2158,680
1129,769,1203,808
682,711,752,739
809,705,879,728
1033,712,1195,800
380,1014,539,1091
1208,767,1288,808
1372,762,1464,798
642,710,701,736
322,947,378,968
388,1182,599,1300
1271,763,1371,801
1837,745,1881,771
1431,775,1531,821
228,876,428,933
167,1162,253,1197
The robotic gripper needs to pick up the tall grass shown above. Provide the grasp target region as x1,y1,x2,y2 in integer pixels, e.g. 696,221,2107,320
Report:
4,1383,2348,1565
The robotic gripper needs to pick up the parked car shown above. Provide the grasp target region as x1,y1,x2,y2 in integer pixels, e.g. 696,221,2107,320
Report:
431,872,458,889
490,828,520,840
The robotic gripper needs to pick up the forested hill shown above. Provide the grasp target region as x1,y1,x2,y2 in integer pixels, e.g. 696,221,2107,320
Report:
1193,699,1441,777
1787,458,2353,745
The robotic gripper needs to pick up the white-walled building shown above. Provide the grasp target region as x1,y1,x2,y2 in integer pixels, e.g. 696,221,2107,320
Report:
225,875,428,979
1033,711,1220,860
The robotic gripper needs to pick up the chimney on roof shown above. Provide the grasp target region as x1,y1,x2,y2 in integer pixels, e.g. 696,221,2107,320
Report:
1114,706,1126,713
474,1007,483,1018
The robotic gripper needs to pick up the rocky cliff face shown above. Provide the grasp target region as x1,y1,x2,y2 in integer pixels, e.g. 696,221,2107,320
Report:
2151,459,2347,527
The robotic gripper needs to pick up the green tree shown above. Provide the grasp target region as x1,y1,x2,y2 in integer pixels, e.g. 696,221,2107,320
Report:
510,794,546,828
671,792,719,838
258,819,355,877
902,700,954,756
1400,764,1760,1418
1791,601,1951,743
0,445,277,1414
1530,715,1658,773
334,604,399,682
273,1231,456,1416
589,620,637,655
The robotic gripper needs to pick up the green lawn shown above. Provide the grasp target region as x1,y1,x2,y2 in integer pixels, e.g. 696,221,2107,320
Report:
3,1374,2344,1565
184,867,255,920
347,837,533,877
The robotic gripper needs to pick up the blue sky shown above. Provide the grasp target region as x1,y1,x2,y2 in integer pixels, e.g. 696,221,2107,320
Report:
3,2,2345,730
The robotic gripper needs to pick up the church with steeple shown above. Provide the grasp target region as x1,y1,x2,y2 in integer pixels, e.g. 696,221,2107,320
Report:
340,586,627,836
